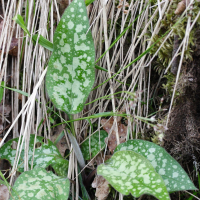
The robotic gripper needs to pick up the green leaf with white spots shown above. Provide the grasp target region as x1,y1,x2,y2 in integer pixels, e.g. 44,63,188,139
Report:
81,130,108,160
46,0,95,114
0,134,68,176
51,158,69,177
115,140,197,192
10,168,70,200
97,150,170,200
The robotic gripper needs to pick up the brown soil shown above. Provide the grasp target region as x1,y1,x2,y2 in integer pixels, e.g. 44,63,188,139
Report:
164,55,200,178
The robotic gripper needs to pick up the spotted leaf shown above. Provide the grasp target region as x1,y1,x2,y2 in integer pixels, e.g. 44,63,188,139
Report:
51,158,69,177
81,130,108,160
115,140,197,192
97,150,170,200
0,134,68,176
46,0,95,114
10,168,70,200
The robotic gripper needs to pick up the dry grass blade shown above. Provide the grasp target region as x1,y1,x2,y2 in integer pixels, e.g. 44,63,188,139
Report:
0,0,199,199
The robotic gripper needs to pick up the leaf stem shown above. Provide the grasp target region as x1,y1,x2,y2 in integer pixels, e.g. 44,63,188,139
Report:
68,114,76,137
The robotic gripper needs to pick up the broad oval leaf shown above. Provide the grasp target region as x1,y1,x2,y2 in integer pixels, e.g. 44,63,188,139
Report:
10,168,70,200
97,150,170,200
81,130,108,160
0,134,68,176
46,0,95,114
115,140,197,192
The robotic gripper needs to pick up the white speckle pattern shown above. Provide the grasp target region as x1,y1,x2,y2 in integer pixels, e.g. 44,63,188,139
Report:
74,33,79,43
75,43,90,51
68,20,74,29
45,0,95,114
97,151,170,200
80,34,86,40
0,134,70,200
53,59,63,72
149,148,155,153
147,154,155,161
75,24,83,33
172,172,179,178
114,140,197,193
159,168,165,175
60,55,66,64
81,130,108,160
10,168,70,199
60,43,71,53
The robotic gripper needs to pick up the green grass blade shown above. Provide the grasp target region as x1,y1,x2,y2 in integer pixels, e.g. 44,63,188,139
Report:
78,166,91,200
85,0,95,6
53,130,65,145
13,15,106,72
13,14,53,51
32,34,53,51
50,112,127,129
95,1,151,64
13,14,31,37
0,81,5,103
0,85,29,97
95,65,108,72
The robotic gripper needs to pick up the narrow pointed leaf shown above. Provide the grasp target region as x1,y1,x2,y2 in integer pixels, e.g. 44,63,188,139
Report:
78,166,91,200
67,131,85,169
13,15,105,71
85,0,95,6
0,81,5,103
13,14,53,51
32,34,53,51
53,131,65,145
13,14,30,37
10,168,70,200
95,64,108,72
115,140,197,192
46,0,95,114
97,150,170,200
0,84,29,97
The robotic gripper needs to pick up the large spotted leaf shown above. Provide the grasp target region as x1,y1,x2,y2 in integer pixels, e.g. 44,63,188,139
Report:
10,168,70,200
46,0,95,114
115,140,197,192
97,151,170,200
81,130,108,160
0,134,68,176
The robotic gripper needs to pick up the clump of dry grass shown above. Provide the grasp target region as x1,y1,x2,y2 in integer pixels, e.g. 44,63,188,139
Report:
0,0,199,199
